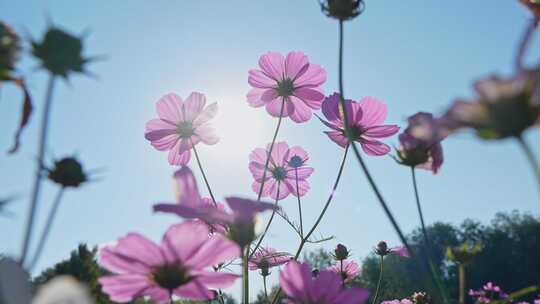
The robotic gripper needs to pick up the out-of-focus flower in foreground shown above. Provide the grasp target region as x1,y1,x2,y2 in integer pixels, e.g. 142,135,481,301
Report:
31,26,93,78
248,246,292,276
382,299,413,304
327,259,361,283
145,92,218,166
153,166,226,233
247,51,326,123
396,112,446,174
33,275,94,304
469,282,508,304
320,0,365,21
156,195,276,248
318,93,399,155
442,71,540,140
249,142,313,200
99,221,240,303
374,241,410,257
446,242,482,266
519,0,540,19
47,156,88,188
280,261,369,304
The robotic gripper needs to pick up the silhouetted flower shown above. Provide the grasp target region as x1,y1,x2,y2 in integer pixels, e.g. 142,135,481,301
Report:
320,0,365,21
333,243,350,261
442,71,540,140
0,21,21,76
31,26,92,78
519,0,540,19
47,157,88,188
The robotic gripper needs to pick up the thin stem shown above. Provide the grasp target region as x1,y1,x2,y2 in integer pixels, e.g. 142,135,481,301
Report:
340,260,345,287
411,167,450,303
28,187,65,270
295,168,304,238
371,255,384,304
516,18,538,72
459,264,465,304
517,136,540,193
20,74,56,265
257,98,285,201
191,143,217,206
263,275,269,304
169,293,173,304
242,247,249,304
294,145,349,259
270,147,349,304
249,182,281,258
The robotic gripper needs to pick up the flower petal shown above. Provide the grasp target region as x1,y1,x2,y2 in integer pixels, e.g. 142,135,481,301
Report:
285,51,309,80
293,87,325,108
192,271,239,289
362,125,400,138
295,64,326,88
194,124,219,145
265,97,292,117
325,131,348,148
358,96,388,127
173,280,214,300
280,262,312,302
98,274,152,303
285,178,310,197
193,102,218,127
289,96,313,123
156,93,183,124
247,88,267,107
168,142,191,166
183,92,206,122
258,52,286,81
248,69,276,89
359,138,391,156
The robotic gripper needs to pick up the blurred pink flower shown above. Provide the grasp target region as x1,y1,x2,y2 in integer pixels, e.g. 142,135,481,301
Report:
248,247,293,272
327,260,361,283
397,112,445,174
98,221,240,303
469,282,508,304
145,92,218,166
319,93,399,156
247,51,326,123
381,299,413,304
153,167,227,233
249,142,314,200
389,246,410,258
279,261,369,304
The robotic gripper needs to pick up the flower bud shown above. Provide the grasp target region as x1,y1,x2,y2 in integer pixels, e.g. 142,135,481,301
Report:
311,269,320,277
375,241,388,256
47,157,88,188
334,243,350,261
227,222,256,249
31,26,91,78
321,0,365,21
446,242,482,266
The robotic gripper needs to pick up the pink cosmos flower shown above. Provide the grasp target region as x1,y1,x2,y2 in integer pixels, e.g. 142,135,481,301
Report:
397,112,445,174
145,92,218,166
249,142,314,200
248,247,293,272
389,246,410,258
279,261,369,304
469,282,508,304
98,221,240,303
153,166,227,233
247,51,326,123
319,93,399,156
327,260,361,283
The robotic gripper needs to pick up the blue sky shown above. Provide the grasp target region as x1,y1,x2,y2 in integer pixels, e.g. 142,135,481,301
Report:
1,0,539,300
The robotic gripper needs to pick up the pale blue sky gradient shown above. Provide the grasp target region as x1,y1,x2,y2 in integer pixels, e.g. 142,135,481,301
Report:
1,0,539,299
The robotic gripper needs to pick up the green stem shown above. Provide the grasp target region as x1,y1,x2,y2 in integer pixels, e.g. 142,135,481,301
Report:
295,168,304,238
270,147,349,304
371,255,384,304
459,264,465,304
242,247,249,304
28,187,65,270
411,167,450,303
517,136,540,194
257,98,285,201
191,143,217,206
20,74,56,266
249,182,280,258
263,275,269,304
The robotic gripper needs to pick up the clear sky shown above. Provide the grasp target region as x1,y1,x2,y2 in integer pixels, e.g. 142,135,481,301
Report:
1,0,539,300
